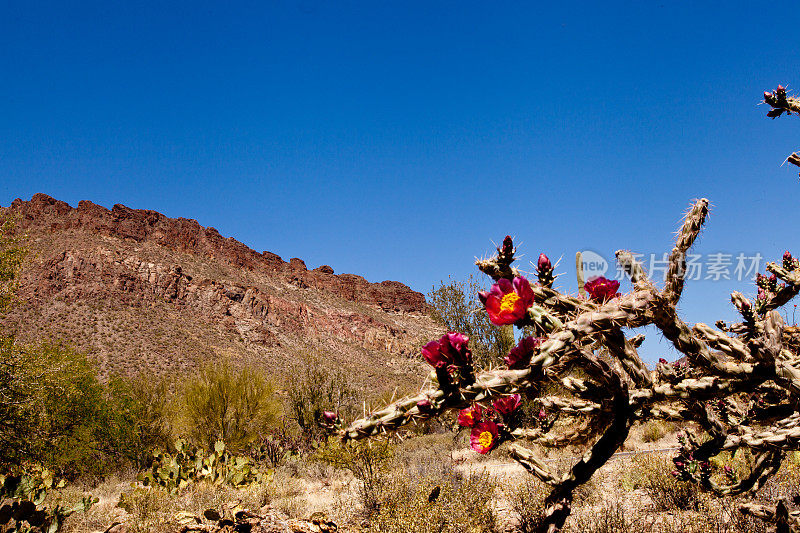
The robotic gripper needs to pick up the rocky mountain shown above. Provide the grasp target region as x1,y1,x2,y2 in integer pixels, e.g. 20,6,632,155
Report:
1,193,442,393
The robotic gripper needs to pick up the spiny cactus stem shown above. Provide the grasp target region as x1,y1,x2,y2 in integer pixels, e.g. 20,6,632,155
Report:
600,329,652,387
740,501,800,531
693,323,751,363
615,250,654,291
664,198,709,303
575,252,587,299
475,257,521,281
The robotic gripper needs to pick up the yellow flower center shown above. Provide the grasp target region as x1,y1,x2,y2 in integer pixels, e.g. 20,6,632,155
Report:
499,292,520,313
478,431,493,449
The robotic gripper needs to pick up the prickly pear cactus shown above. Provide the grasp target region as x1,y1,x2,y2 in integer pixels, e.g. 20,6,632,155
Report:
137,440,267,493
326,194,800,532
0,466,96,533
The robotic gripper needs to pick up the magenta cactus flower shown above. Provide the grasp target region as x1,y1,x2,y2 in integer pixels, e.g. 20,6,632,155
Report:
479,277,535,325
470,420,499,454
493,394,522,415
421,332,472,369
584,276,621,302
458,404,483,427
505,336,542,369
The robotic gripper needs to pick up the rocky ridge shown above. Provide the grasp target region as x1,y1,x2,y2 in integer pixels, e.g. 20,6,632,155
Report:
1,194,440,390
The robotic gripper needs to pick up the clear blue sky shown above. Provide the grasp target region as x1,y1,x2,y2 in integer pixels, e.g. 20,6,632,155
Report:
2,1,799,363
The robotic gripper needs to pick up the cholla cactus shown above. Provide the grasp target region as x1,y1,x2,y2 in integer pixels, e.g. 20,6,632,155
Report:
763,84,800,178
332,194,800,532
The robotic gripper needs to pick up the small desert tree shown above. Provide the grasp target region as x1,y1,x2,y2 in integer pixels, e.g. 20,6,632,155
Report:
428,274,515,370
179,360,280,453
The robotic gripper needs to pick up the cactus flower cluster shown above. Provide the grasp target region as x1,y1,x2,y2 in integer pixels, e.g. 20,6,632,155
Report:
457,394,522,453
421,332,472,370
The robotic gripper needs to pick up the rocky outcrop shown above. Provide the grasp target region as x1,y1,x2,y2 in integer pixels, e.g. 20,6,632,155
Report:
10,193,427,313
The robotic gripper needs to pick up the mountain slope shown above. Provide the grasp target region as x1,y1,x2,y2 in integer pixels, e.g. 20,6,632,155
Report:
1,193,442,393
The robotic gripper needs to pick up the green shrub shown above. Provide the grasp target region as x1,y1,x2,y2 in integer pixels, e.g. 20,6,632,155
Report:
0,213,25,312
0,338,107,478
287,357,358,444
177,360,280,453
621,454,702,511
640,420,668,443
97,373,172,470
427,275,515,370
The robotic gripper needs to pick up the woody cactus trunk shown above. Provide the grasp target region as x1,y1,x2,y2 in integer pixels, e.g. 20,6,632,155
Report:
326,195,800,532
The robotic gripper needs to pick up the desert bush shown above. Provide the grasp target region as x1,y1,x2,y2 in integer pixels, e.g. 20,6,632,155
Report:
639,419,668,443
98,373,172,469
622,454,702,511
177,360,280,453
563,496,637,533
368,470,497,533
314,437,394,515
0,338,110,478
393,432,460,479
288,357,358,444
0,213,25,312
116,474,272,533
506,478,549,533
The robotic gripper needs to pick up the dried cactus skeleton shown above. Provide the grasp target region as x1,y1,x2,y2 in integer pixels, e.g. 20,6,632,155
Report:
330,197,800,532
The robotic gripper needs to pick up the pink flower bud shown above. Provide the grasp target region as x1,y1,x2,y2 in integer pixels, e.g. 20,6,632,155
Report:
501,235,514,256
416,399,433,412
537,253,552,272
322,411,338,424
538,408,547,420
765,91,774,100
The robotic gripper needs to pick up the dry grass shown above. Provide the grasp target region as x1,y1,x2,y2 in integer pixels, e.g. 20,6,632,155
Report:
47,437,800,533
